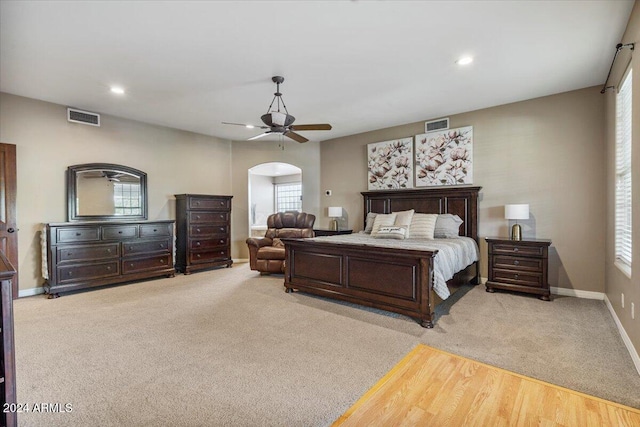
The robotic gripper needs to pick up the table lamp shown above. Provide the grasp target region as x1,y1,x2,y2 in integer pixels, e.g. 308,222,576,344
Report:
328,206,342,231
505,204,529,241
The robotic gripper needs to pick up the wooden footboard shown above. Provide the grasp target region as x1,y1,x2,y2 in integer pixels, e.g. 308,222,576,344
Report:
284,239,439,327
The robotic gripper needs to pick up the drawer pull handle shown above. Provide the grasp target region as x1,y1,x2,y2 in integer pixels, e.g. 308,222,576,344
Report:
196,228,201,233
514,260,519,266
160,244,165,248
153,229,158,232
220,240,224,244
107,249,112,253
75,232,81,236
220,215,224,219
196,215,201,220
513,247,519,252
220,201,224,205
196,242,201,246
67,252,72,256
106,266,111,271
130,263,134,268
196,201,200,205
68,271,73,276
197,254,201,258
514,274,519,279
118,231,123,234
160,259,165,264
220,227,224,232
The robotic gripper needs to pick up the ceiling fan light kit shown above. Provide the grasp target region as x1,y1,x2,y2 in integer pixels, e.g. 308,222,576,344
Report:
223,75,332,143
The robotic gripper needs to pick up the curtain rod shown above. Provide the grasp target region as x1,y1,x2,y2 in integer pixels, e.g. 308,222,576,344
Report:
601,43,635,94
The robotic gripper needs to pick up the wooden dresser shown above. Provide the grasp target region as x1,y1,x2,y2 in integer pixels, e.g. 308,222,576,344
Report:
45,220,176,297
175,194,233,274
0,252,16,427
485,237,552,300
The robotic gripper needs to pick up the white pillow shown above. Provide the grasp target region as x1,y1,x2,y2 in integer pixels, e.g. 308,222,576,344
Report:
393,209,414,228
363,212,378,234
408,213,438,239
373,226,407,240
371,213,397,236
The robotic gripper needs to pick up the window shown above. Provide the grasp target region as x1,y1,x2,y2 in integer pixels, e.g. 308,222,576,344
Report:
615,68,632,274
113,183,141,215
275,182,302,212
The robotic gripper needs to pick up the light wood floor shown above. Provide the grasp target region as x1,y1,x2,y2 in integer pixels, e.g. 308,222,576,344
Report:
333,344,640,427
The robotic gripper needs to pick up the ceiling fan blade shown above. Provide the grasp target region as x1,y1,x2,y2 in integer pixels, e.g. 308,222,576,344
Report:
222,121,269,129
248,132,272,141
284,131,309,143
290,124,332,131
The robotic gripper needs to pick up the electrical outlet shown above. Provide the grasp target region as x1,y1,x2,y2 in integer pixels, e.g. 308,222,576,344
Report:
622,293,625,308
632,303,635,320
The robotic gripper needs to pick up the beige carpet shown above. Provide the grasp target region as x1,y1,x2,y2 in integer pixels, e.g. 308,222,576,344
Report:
13,264,640,426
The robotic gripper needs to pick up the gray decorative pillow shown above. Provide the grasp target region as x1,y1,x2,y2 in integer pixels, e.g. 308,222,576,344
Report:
364,212,378,234
434,214,463,238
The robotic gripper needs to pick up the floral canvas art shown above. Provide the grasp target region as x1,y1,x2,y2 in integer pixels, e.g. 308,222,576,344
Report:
367,137,414,190
414,126,473,186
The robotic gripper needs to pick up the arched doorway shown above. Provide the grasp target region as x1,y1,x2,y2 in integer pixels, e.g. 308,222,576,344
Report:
248,162,302,237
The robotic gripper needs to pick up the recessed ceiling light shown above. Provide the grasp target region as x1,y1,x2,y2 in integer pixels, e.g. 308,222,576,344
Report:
456,56,473,66
110,86,125,95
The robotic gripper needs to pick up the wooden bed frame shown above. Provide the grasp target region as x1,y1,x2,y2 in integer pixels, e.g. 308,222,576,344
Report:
283,186,481,328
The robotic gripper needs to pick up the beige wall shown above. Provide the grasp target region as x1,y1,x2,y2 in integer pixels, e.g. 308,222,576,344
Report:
321,87,605,294
230,140,320,260
605,2,640,360
0,93,232,293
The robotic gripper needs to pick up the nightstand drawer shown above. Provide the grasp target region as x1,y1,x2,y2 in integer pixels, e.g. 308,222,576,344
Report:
492,243,544,258
492,269,543,288
493,255,543,272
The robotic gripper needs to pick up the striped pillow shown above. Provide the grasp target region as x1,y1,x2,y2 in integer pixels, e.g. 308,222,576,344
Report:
371,213,397,236
408,213,438,239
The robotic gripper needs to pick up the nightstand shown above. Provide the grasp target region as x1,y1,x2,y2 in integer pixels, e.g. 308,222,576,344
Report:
485,237,552,300
313,229,353,237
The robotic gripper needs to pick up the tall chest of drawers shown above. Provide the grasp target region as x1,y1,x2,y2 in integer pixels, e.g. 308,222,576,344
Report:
485,237,552,301
175,194,233,274
45,220,176,297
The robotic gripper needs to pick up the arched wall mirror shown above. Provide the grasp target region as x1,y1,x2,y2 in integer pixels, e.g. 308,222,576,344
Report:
67,163,148,221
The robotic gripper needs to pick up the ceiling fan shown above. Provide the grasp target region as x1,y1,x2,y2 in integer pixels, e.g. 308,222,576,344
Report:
223,76,332,143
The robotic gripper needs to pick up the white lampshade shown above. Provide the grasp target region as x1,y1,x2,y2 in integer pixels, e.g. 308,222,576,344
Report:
328,206,342,218
505,204,529,220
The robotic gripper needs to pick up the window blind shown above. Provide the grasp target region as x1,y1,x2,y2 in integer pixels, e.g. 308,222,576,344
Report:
615,68,632,269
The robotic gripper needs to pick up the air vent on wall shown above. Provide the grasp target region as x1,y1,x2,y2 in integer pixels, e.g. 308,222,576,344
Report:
425,117,449,133
67,108,100,127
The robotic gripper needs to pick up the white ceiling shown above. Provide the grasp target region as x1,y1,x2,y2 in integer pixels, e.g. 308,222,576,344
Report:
0,1,634,143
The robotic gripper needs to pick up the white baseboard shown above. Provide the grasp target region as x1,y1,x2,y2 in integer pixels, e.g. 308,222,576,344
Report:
604,295,640,376
19,287,45,298
551,287,605,300
233,258,249,264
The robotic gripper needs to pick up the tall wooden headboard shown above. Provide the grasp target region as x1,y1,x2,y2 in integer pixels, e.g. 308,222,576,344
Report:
361,186,481,242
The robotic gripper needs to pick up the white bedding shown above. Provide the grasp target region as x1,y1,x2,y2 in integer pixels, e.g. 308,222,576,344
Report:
308,234,479,300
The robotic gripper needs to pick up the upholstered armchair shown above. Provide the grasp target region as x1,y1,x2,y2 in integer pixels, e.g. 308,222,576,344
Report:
246,212,316,274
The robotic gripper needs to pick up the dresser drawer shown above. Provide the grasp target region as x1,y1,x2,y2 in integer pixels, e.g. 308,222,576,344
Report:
123,239,171,256
189,238,228,250
189,197,230,211
189,249,229,264
189,224,228,237
122,254,172,274
57,262,120,283
491,243,544,258
102,225,138,240
57,243,119,263
493,255,542,272
492,268,543,288
189,211,229,224
140,223,172,238
57,227,100,243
